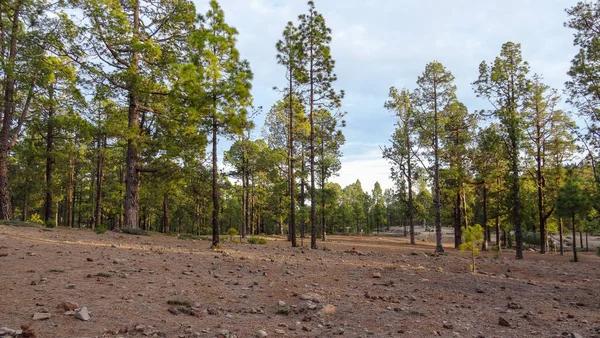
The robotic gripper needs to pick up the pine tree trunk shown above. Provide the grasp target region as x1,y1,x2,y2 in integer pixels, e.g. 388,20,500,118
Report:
454,189,461,249
572,213,578,262
482,185,488,251
162,193,169,233
309,51,317,250
22,183,28,222
559,217,563,255
211,112,219,247
300,144,305,239
66,150,75,228
579,231,583,249
433,87,443,253
44,85,55,224
0,4,21,220
94,135,105,230
407,118,415,244
124,0,141,229
288,65,296,246
511,131,523,259
241,151,246,239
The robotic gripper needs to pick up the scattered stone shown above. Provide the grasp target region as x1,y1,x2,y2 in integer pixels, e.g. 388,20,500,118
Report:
75,307,90,321
411,251,419,256
335,327,345,335
32,312,51,320
299,292,323,303
256,329,268,337
318,304,336,316
443,322,454,329
569,333,584,338
274,329,285,335
87,257,93,262
507,302,522,309
58,301,79,312
498,316,510,327
372,272,382,278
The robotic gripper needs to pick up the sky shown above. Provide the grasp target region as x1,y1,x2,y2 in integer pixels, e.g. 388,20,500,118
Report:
195,0,579,192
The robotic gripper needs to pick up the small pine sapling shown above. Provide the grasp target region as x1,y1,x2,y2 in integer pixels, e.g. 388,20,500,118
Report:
459,224,484,273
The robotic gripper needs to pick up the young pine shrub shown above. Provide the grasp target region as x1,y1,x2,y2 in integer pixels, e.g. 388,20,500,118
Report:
228,227,238,242
247,237,267,245
459,224,484,273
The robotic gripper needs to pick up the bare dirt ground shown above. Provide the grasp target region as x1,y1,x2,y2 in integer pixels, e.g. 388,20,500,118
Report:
1,225,599,338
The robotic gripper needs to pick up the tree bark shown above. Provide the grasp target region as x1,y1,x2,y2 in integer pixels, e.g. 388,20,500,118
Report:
433,84,443,253
162,193,169,233
65,147,75,228
559,217,563,255
0,3,21,220
211,112,219,247
288,63,296,246
93,135,105,230
511,133,523,259
482,185,488,251
454,189,461,249
124,0,141,228
572,213,577,262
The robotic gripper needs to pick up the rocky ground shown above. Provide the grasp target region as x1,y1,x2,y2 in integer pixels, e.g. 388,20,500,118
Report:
0,224,599,338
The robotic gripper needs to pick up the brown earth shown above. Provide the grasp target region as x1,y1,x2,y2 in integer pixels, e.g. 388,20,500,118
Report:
0,225,599,338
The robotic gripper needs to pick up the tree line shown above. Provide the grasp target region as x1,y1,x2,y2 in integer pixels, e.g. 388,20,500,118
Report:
1,0,600,259
383,2,600,260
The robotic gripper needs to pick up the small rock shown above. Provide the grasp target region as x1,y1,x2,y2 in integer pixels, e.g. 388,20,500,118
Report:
498,316,510,327
274,329,285,335
256,329,268,337
32,312,51,320
87,257,94,262
372,272,382,278
75,307,90,321
318,304,336,316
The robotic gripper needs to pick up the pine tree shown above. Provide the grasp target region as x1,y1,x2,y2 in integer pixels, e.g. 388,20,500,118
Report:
473,42,530,260
276,21,305,246
196,0,253,247
297,1,343,249
413,61,457,253
382,87,417,244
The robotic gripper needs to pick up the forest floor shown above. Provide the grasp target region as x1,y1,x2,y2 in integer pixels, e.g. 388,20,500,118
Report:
1,224,599,338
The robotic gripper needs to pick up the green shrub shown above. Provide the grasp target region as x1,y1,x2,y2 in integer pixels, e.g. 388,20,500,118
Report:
44,220,56,228
121,227,150,236
523,232,541,245
179,233,209,241
247,236,267,245
94,225,107,234
596,246,600,257
228,227,238,241
459,224,484,273
29,213,43,225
